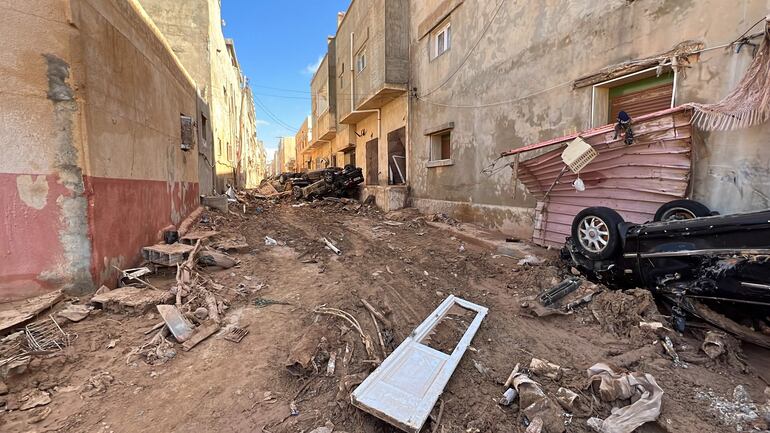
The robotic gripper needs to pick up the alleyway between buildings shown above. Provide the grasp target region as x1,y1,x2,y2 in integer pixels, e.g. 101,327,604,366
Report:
1,196,768,432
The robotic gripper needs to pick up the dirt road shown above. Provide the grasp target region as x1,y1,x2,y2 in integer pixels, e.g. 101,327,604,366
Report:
1,199,768,432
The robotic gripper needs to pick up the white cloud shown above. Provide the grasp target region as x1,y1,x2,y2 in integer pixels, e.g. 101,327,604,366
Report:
256,119,270,126
303,54,324,75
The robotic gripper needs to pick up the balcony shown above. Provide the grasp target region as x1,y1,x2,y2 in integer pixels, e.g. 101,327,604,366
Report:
335,0,409,124
312,110,337,145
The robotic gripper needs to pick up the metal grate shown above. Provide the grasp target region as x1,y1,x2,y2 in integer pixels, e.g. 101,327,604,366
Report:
25,315,70,352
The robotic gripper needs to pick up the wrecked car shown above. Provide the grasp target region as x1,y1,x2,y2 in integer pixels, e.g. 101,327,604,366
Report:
563,200,770,319
291,165,364,200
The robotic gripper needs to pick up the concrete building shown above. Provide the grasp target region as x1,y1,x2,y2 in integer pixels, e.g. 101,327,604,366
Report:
1,0,201,300
139,0,265,192
331,0,410,210
406,0,770,239
275,137,297,173
295,116,315,171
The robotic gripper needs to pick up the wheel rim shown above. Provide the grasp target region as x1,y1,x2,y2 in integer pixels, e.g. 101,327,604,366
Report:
578,216,610,253
660,207,697,221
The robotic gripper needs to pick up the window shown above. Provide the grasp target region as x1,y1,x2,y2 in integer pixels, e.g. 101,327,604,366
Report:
344,149,356,167
200,114,208,145
180,114,194,151
591,68,675,127
432,22,451,59
356,49,367,73
427,130,453,168
317,83,329,114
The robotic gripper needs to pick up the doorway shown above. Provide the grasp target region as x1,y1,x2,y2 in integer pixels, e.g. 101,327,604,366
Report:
387,127,406,185
365,138,379,185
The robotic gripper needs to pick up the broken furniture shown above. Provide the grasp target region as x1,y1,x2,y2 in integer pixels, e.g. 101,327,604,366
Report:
141,243,195,266
351,295,488,432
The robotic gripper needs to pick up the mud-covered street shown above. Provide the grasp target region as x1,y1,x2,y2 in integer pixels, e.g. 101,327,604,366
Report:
2,199,768,432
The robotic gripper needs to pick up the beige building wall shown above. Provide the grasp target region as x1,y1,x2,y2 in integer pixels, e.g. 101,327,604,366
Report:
329,0,409,208
1,0,200,299
139,0,263,192
276,136,297,173
408,0,770,237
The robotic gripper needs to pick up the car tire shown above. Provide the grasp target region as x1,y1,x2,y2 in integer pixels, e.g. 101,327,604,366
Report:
571,207,624,260
654,199,711,222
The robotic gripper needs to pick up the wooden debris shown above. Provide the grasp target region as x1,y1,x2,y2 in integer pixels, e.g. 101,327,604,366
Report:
361,299,392,328
322,237,342,255
0,290,63,334
179,230,219,246
326,352,337,376
181,322,220,351
691,300,770,349
313,306,379,363
91,287,173,314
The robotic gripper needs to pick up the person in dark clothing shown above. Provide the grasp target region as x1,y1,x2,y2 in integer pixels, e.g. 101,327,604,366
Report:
613,110,634,145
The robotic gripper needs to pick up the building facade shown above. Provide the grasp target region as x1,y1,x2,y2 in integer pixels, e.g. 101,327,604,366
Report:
139,0,266,192
1,0,201,300
295,116,315,171
307,0,770,239
407,0,770,239
275,137,297,173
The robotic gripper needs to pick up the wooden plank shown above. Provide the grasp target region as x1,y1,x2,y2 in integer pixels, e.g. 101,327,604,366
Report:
0,290,63,333
181,322,220,351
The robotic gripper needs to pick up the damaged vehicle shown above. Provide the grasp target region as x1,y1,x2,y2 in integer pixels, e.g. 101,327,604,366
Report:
290,165,364,200
564,200,770,329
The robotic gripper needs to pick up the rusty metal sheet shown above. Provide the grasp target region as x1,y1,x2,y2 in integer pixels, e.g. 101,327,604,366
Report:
513,106,694,247
351,296,488,432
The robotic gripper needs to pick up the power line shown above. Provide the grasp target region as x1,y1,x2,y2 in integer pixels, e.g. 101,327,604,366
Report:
420,0,507,98
250,84,311,94
253,95,299,132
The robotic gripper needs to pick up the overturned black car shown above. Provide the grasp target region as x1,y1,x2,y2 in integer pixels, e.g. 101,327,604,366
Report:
564,200,770,335
287,165,364,201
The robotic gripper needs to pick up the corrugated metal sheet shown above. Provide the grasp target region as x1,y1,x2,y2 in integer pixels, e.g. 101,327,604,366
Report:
509,106,693,247
609,83,674,123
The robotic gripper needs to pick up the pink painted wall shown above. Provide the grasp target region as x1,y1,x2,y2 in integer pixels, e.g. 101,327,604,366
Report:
0,173,73,300
0,0,202,300
85,177,199,286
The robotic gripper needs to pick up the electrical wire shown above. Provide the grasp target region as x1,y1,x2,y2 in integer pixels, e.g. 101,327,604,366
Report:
252,95,299,132
420,0,507,98
416,16,769,109
416,79,572,108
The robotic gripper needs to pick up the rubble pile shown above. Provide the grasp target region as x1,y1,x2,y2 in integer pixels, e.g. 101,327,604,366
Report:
0,200,768,433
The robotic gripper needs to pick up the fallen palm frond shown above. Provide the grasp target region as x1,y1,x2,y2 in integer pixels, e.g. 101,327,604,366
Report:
313,305,380,363
690,28,770,130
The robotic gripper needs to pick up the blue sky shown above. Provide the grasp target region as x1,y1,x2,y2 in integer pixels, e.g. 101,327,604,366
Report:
221,0,350,158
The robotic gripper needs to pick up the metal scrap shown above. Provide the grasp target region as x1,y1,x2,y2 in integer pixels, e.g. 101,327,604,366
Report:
538,277,581,306
25,316,70,352
224,326,249,343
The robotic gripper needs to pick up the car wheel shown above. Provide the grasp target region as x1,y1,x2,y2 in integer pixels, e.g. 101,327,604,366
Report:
571,207,624,260
654,199,711,222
